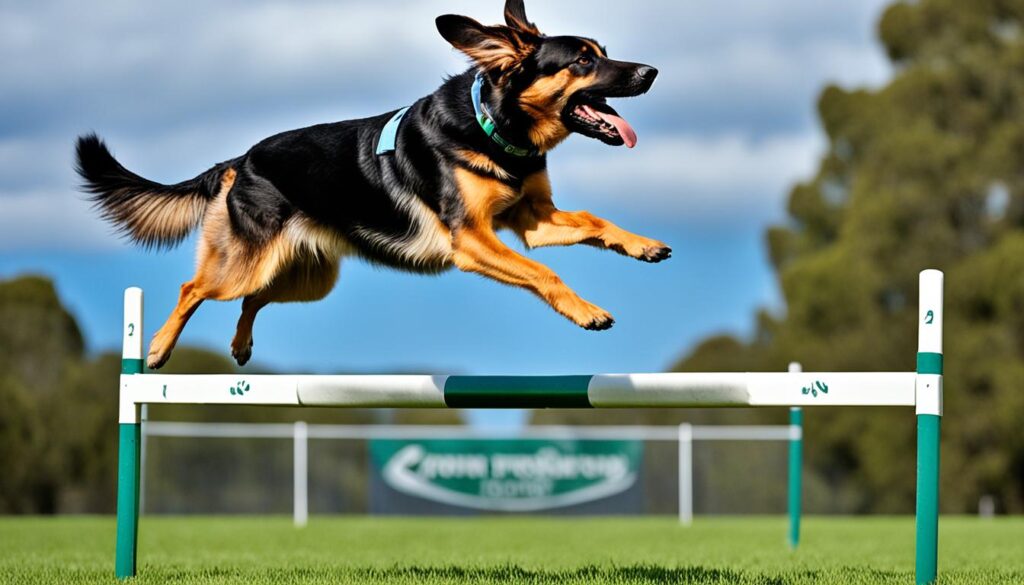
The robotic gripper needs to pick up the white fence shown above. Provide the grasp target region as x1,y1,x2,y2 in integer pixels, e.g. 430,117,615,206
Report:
139,420,800,527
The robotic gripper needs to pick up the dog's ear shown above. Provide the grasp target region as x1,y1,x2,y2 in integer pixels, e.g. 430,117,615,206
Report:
436,14,537,72
504,0,541,35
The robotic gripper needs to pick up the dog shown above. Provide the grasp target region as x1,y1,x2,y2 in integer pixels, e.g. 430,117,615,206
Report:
76,0,669,370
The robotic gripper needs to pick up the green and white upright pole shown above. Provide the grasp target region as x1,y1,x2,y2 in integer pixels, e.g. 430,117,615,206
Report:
915,270,944,584
115,287,143,579
787,362,803,551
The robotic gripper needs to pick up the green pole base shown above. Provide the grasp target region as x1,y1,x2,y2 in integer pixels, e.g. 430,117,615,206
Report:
115,423,141,579
915,414,940,584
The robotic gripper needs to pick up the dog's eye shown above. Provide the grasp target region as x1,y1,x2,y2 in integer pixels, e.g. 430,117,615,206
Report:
576,56,592,66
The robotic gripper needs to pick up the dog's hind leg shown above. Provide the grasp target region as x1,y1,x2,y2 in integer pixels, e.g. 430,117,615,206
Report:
147,169,298,369
146,238,234,370
149,183,345,368
230,256,341,366
148,237,282,369
230,296,269,367
146,280,205,369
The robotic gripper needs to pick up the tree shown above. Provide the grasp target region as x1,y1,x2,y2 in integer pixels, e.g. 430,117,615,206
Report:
703,0,1024,513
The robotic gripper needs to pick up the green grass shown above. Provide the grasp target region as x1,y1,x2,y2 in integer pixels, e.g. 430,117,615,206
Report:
1,516,1022,584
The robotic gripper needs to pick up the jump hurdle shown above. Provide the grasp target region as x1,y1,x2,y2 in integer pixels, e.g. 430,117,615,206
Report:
114,269,945,584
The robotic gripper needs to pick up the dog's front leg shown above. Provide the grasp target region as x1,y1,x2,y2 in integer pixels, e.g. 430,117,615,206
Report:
511,203,672,263
452,225,614,330
506,172,672,263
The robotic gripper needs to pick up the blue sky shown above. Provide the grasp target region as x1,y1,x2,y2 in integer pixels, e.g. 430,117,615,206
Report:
0,1,891,423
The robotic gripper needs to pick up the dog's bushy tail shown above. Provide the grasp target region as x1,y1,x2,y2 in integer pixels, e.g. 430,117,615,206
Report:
75,134,232,249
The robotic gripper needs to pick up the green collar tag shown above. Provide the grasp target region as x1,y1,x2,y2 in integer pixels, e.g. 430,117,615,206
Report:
471,72,539,158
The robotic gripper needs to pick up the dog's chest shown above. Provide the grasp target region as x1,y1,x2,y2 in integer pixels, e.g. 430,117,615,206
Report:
452,167,526,221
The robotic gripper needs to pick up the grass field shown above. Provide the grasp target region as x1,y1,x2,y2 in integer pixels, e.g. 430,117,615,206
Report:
1,516,1022,584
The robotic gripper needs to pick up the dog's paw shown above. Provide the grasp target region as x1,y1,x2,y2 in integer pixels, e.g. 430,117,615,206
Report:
231,339,254,367
232,347,252,367
639,245,672,263
146,350,169,370
562,298,615,332
583,314,616,331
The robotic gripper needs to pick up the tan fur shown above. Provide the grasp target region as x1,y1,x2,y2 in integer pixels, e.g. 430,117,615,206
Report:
124,194,206,243
519,71,599,152
457,150,512,181
461,28,535,73
455,168,521,221
581,40,606,58
284,214,354,261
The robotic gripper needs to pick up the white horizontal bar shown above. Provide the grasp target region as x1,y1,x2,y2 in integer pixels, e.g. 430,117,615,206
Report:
297,375,448,408
588,372,916,407
123,371,916,416
120,374,447,421
142,422,800,442
122,375,301,410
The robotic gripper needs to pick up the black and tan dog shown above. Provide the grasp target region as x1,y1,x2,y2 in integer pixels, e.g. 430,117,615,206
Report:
76,0,669,369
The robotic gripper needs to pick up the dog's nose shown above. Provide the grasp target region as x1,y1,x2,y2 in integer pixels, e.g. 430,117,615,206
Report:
637,66,658,83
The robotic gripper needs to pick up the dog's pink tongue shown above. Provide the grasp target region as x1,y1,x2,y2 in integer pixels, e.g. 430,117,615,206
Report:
594,110,638,148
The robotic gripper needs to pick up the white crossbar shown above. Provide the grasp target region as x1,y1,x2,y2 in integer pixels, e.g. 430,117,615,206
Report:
120,372,916,423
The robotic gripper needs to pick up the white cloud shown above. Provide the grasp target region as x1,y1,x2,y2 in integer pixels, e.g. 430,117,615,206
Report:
0,189,112,251
553,132,824,218
660,37,890,98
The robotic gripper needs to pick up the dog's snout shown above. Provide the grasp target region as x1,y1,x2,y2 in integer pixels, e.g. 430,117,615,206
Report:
636,66,658,83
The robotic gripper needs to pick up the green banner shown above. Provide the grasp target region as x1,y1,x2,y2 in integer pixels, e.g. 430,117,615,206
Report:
370,439,643,512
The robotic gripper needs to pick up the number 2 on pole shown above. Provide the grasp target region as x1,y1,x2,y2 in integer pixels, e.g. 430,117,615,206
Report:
925,311,934,325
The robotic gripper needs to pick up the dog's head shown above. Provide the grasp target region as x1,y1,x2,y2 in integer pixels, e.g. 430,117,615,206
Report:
437,0,657,152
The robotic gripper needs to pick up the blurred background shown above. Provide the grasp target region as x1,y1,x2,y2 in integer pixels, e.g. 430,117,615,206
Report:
0,0,1021,519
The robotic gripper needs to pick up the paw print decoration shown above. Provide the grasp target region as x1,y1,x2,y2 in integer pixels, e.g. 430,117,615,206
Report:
802,380,829,398
229,381,250,397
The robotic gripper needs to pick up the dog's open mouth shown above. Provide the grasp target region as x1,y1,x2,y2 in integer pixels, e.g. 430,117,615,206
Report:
564,95,638,148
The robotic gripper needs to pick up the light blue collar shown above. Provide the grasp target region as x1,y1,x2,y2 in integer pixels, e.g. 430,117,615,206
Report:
471,72,539,158
375,106,410,155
